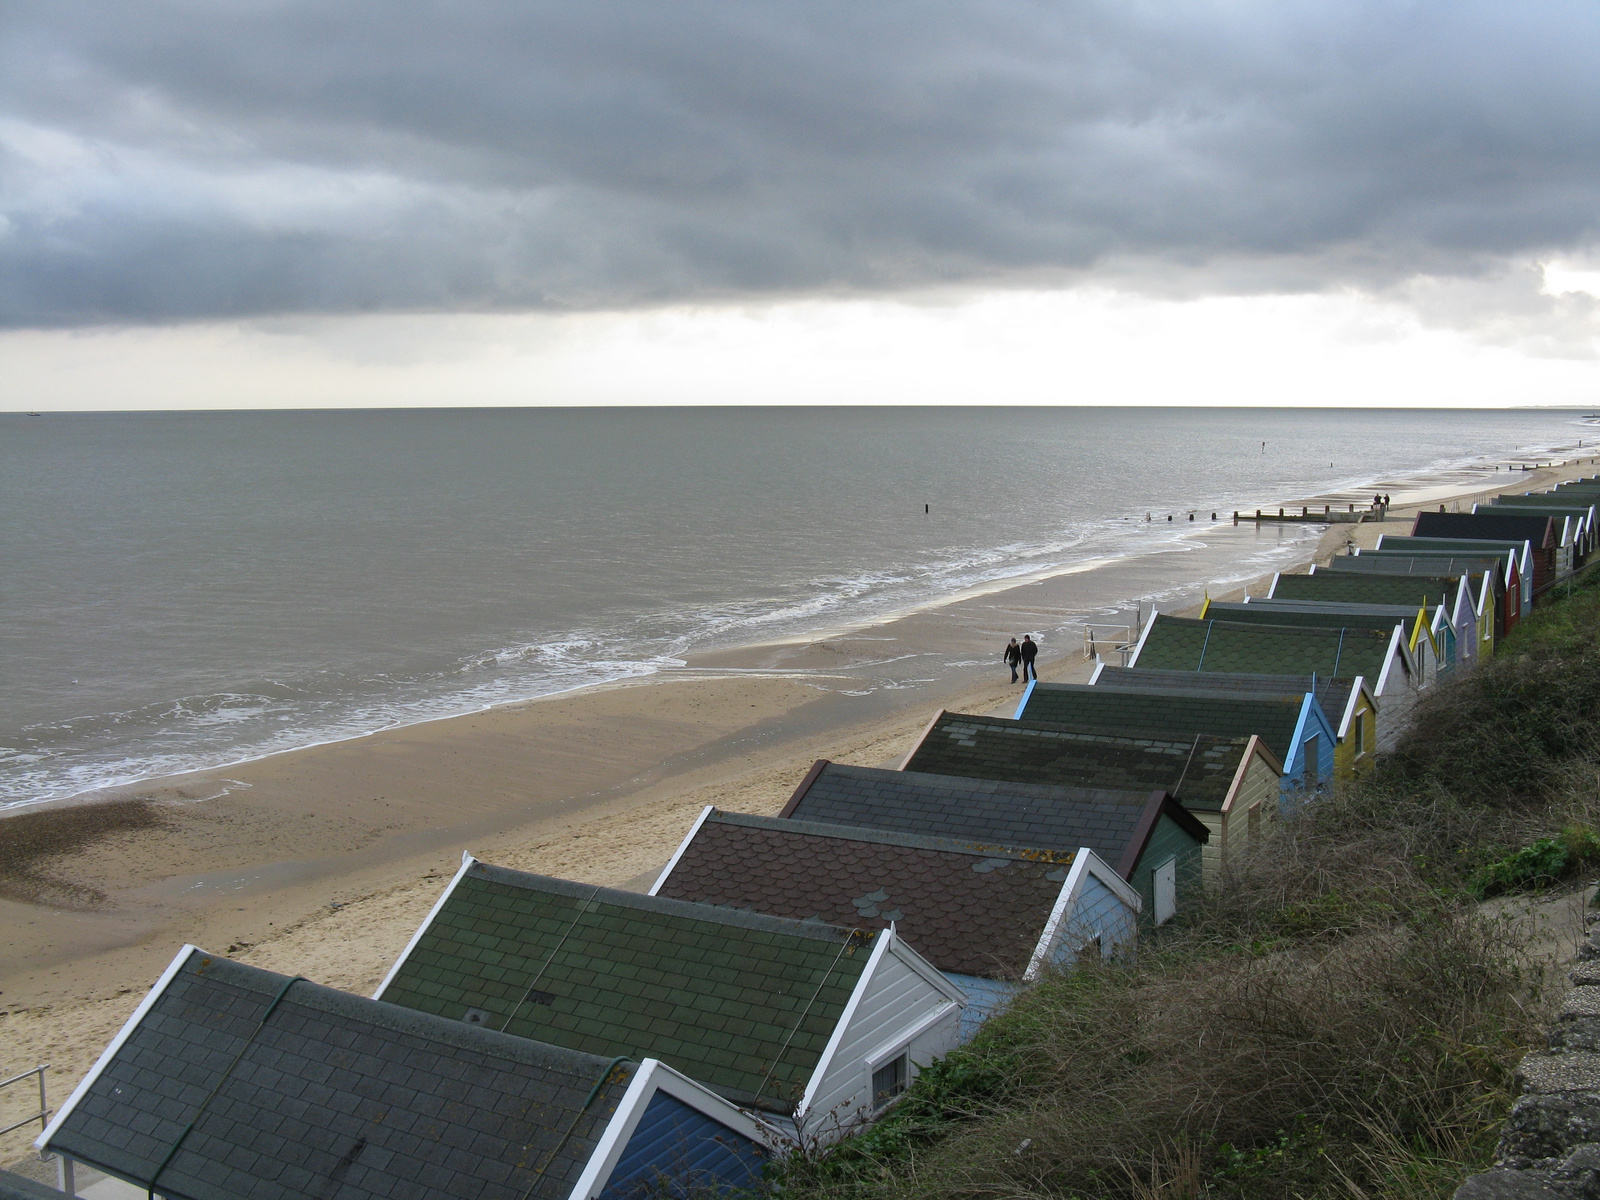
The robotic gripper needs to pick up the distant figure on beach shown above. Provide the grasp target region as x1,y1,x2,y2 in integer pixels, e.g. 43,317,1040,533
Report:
1019,635,1038,681
1383,493,1391,506
1003,638,1022,683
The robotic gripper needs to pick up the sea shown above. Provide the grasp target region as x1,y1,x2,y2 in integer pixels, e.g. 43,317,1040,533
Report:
2,406,1592,811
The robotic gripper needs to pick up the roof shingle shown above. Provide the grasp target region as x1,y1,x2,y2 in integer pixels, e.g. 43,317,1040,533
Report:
378,864,872,1113
1017,683,1304,764
46,951,634,1200
1134,615,1399,681
656,810,1077,978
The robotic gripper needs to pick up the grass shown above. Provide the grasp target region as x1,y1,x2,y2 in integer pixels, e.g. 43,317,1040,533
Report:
772,570,1600,1200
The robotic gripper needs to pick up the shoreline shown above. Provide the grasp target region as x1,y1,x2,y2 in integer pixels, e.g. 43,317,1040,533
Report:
7,431,1589,817
2,448,1598,1167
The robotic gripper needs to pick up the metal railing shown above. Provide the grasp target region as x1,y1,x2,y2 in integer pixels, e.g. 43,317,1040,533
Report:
1083,624,1136,663
0,1063,49,1137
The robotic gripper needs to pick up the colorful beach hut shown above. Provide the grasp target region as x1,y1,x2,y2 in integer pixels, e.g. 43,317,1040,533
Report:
36,949,781,1200
1090,666,1381,779
1128,615,1419,752
1410,512,1559,601
784,759,1257,891
651,808,1141,1040
1268,571,1485,668
1199,600,1445,685
891,717,1218,904
1012,681,1336,790
1371,536,1531,618
375,858,966,1142
1327,554,1516,642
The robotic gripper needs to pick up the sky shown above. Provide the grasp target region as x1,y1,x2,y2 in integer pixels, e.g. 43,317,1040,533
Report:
5,0,1600,409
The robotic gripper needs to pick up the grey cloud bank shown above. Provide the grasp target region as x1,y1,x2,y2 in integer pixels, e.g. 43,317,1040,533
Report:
4,0,1600,328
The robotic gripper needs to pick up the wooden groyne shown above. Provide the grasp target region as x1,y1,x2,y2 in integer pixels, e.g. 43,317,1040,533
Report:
1234,504,1387,525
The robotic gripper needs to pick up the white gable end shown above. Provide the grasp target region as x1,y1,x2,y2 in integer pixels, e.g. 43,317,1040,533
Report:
797,933,962,1141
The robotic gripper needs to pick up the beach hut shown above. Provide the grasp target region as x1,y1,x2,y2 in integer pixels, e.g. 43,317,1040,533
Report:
1410,512,1559,601
1012,681,1337,790
1371,536,1531,619
784,759,1257,892
1267,571,1484,669
1129,615,1420,751
889,718,1221,900
36,948,781,1200
375,858,966,1142
650,808,1141,1040
1326,555,1515,643
1488,497,1594,566
1199,600,1446,685
1090,666,1381,779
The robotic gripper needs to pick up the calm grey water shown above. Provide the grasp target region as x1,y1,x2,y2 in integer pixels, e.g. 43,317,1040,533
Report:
1,406,1588,808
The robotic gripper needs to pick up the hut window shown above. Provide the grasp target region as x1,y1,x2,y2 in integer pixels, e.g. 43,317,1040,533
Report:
1353,712,1366,757
1303,735,1321,788
873,1055,908,1110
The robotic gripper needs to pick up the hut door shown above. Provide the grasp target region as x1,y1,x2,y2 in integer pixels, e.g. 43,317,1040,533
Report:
1154,858,1177,925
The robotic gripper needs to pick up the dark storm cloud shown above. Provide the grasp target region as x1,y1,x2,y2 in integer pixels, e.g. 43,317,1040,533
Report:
4,0,1600,325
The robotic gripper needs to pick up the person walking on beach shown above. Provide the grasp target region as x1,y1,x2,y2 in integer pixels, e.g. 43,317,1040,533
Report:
1004,638,1022,683
1019,635,1038,682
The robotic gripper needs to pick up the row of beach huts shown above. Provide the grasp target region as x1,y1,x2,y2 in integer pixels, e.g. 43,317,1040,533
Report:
7,479,1600,1200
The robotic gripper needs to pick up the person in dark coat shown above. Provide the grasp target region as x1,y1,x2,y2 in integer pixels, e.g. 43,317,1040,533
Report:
1003,638,1022,683
1019,635,1038,681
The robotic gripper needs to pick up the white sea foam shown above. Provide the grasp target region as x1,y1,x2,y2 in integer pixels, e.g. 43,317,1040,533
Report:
4,407,1592,810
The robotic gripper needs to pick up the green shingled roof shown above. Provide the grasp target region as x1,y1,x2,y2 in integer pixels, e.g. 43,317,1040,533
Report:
1202,603,1417,635
380,863,873,1113
1017,683,1304,765
1134,615,1401,681
900,712,1252,811
1271,572,1460,607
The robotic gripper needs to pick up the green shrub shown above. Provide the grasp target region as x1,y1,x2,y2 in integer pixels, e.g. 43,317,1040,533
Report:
1470,826,1600,898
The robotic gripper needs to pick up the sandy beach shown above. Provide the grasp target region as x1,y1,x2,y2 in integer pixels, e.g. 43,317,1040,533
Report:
2,452,1596,1163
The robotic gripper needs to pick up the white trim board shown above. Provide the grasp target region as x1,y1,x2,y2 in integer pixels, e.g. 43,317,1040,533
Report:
373,852,476,1000
647,806,714,896
1124,609,1158,668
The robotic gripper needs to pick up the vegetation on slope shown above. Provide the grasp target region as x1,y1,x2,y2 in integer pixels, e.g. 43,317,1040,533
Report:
775,573,1600,1200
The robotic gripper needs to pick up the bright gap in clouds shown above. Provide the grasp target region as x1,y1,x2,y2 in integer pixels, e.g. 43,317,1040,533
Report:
1544,262,1600,299
4,287,1599,410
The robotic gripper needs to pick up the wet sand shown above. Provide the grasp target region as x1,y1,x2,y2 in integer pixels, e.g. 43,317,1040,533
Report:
1,453,1595,1164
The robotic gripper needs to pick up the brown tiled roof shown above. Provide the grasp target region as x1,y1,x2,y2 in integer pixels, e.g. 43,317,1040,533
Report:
656,811,1077,978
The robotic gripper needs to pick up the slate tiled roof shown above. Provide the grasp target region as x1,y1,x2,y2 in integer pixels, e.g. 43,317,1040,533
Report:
0,1170,61,1200
783,761,1184,851
1017,683,1303,764
1325,556,1504,579
1412,511,1556,547
1201,602,1419,635
1093,667,1357,736
1492,497,1595,517
378,864,872,1113
1272,572,1461,607
44,951,635,1200
899,712,1247,811
655,810,1077,978
1134,615,1399,682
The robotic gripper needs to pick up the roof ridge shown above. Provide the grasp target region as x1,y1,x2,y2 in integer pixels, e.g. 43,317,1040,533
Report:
711,809,1079,863
469,861,867,945
188,952,632,1073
